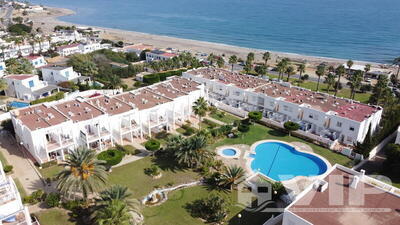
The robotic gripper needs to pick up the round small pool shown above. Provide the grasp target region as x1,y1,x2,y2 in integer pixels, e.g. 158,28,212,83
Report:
218,147,240,158
249,141,328,181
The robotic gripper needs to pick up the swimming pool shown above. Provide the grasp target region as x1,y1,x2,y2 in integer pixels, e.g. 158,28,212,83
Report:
250,141,328,181
222,149,237,156
218,147,240,158
8,101,30,108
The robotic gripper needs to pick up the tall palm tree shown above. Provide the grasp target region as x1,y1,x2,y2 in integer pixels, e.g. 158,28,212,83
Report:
276,58,289,80
108,74,122,89
228,55,237,72
324,73,336,93
56,148,107,202
285,65,295,82
192,97,208,129
0,46,6,61
364,64,371,80
315,64,326,92
95,185,140,213
173,135,211,168
262,52,271,67
334,65,345,96
207,53,215,66
297,63,305,80
220,165,245,190
92,200,132,225
247,52,255,65
346,59,354,74
348,70,363,99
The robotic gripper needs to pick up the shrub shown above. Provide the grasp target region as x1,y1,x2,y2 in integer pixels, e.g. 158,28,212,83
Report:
186,194,229,223
3,165,13,173
144,165,161,177
203,119,218,129
283,121,300,136
31,190,45,201
31,92,65,105
184,127,196,136
238,124,250,132
142,69,187,84
248,111,263,123
219,125,233,135
145,139,161,151
8,23,32,35
45,192,60,208
97,149,124,166
23,195,37,204
62,200,84,211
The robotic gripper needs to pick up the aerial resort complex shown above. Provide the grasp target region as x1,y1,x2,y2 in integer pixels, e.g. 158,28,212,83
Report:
0,1,399,225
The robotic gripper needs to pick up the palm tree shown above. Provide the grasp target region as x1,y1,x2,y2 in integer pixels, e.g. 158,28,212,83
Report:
315,64,326,92
108,74,122,89
364,64,371,80
173,135,211,168
220,165,245,190
324,73,336,93
348,70,363,99
0,46,6,61
285,65,295,82
228,55,237,72
297,63,305,80
92,200,132,225
334,65,345,96
95,185,140,213
276,58,289,80
56,148,107,202
247,52,255,65
192,97,208,129
262,52,271,67
346,59,354,74
207,53,215,66
216,56,225,68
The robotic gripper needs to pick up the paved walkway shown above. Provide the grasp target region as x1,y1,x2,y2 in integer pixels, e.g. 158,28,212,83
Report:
0,130,45,194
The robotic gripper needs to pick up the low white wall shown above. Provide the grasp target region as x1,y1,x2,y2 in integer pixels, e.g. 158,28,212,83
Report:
0,112,11,122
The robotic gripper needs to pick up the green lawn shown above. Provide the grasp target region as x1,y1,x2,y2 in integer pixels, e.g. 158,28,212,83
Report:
39,165,63,180
109,157,200,199
209,112,241,124
0,151,8,165
209,123,353,167
143,185,273,225
36,208,77,225
13,178,27,197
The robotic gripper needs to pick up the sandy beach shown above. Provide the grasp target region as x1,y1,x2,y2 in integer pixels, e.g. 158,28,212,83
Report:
27,6,392,72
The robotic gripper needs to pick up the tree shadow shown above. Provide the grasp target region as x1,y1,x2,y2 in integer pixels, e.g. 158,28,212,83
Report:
227,199,281,225
150,154,185,173
267,129,286,137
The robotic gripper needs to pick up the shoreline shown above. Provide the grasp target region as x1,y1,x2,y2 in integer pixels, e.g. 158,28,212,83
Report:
29,6,391,69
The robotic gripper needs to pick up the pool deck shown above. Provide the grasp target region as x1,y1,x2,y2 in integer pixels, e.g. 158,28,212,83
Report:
216,140,332,194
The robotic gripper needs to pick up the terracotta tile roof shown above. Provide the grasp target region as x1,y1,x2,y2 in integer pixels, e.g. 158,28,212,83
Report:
53,100,105,122
15,104,69,130
288,168,400,225
168,77,200,93
4,74,35,80
115,89,172,110
57,43,80,51
86,95,134,116
25,55,43,60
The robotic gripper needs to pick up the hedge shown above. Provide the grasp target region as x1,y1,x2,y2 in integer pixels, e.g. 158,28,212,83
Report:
97,149,124,166
144,139,161,151
31,92,65,105
143,68,188,84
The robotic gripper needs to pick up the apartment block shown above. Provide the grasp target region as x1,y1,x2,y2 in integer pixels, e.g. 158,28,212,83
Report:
11,77,204,164
183,68,382,146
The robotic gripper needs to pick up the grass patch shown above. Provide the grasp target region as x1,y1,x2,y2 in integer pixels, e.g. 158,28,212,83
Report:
209,111,241,124
109,157,200,199
143,185,272,225
36,208,76,225
39,165,63,180
209,123,353,167
13,178,27,197
0,151,8,165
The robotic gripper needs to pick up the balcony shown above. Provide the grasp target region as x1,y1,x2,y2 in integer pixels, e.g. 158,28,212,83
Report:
46,140,61,151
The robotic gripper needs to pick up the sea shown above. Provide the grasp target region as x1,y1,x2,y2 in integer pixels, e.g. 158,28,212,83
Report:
31,0,400,63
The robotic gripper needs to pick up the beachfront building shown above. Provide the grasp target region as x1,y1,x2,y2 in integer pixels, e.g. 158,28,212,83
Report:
11,77,204,164
0,161,33,225
4,74,59,101
0,62,6,78
41,65,82,84
145,49,178,62
50,30,86,44
0,41,51,60
78,41,103,54
25,55,47,68
281,164,400,225
183,68,383,146
123,43,154,56
56,43,81,57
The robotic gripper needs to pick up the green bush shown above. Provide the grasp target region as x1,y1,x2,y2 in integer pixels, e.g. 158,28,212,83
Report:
3,165,13,173
144,165,161,177
62,200,84,211
45,192,60,208
23,195,38,204
142,69,187,84
203,119,218,129
31,92,65,105
248,111,263,122
219,125,233,135
8,23,32,35
238,124,250,132
97,149,124,166
184,127,196,136
145,139,161,151
31,190,45,201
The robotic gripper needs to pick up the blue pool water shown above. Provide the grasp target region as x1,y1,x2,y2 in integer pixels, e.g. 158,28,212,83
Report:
250,142,327,181
8,101,30,108
222,149,237,156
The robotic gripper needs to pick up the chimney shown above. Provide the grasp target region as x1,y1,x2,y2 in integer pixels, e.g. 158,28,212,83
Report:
350,176,360,189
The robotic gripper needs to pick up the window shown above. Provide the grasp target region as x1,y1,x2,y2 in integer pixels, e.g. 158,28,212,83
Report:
269,102,274,107
65,71,70,78
309,114,313,119
337,122,342,127
28,80,34,88
349,126,355,131
234,91,240,96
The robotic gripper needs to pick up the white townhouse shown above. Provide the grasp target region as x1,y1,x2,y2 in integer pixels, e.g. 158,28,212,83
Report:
0,41,50,60
25,55,47,68
123,43,154,56
50,30,86,44
183,68,383,146
280,164,400,225
4,74,59,101
41,65,82,84
79,42,103,54
56,43,81,56
0,162,34,225
145,49,178,62
11,77,204,164
0,61,6,77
